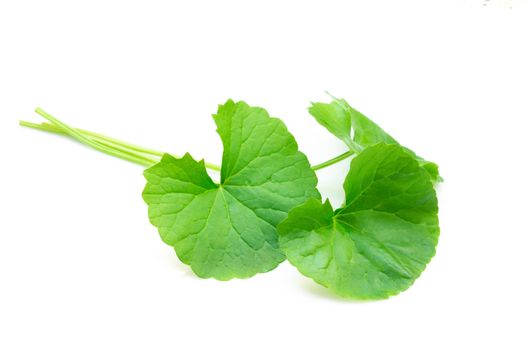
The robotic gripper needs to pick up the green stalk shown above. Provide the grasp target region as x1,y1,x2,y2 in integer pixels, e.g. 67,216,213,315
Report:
311,150,354,170
33,108,158,167
19,121,161,163
69,125,164,156
20,109,353,171
21,121,163,156
20,118,222,171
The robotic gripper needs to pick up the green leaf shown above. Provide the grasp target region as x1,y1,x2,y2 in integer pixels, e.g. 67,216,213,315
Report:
307,101,353,149
308,97,440,181
278,143,439,299
143,100,320,280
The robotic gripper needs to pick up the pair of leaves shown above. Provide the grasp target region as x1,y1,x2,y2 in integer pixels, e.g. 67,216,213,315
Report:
275,97,440,298
142,97,440,299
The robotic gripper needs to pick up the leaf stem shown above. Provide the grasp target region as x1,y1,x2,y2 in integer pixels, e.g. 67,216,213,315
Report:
311,150,354,170
20,120,165,165
20,118,222,170
21,110,352,172
32,109,159,167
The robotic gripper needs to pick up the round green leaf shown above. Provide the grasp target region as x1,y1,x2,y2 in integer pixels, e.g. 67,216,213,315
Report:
278,143,439,299
143,100,319,280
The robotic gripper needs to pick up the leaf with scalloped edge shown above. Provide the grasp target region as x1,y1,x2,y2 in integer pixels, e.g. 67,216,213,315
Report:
142,100,320,280
278,143,439,299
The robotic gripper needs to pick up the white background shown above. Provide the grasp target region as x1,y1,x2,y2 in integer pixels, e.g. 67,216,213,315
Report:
1,0,525,349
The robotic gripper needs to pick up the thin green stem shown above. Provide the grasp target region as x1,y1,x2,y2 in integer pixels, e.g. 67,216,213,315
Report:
311,150,354,170
19,121,159,163
20,120,221,171
74,126,165,157
32,108,158,167
21,111,352,172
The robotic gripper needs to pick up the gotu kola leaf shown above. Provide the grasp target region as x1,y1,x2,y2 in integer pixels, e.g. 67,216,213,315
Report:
309,96,440,181
277,143,439,299
142,100,320,280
